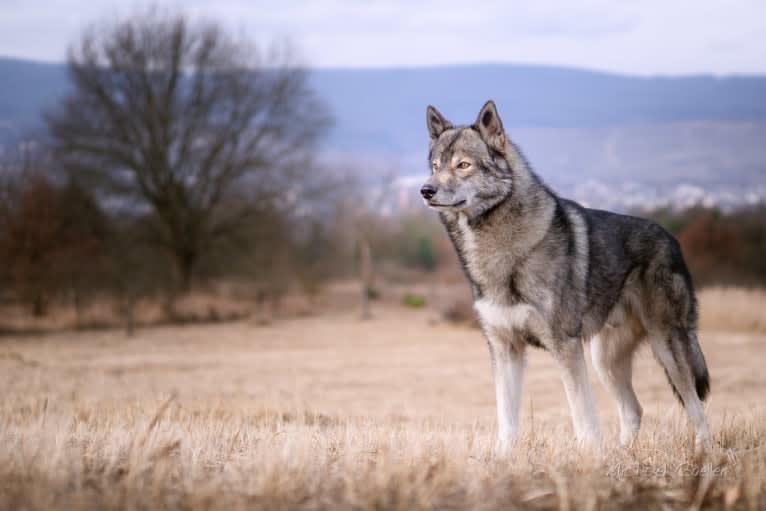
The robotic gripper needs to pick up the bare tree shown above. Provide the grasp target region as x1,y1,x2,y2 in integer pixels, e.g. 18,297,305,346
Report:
47,10,331,293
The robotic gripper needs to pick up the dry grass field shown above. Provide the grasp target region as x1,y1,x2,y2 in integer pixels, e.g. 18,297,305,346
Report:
1,286,765,510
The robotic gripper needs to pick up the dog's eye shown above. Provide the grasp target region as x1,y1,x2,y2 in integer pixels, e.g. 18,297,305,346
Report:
431,161,439,171
457,161,471,169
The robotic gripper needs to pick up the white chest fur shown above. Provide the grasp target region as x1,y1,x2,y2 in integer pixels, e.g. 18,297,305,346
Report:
474,299,535,334
456,213,552,345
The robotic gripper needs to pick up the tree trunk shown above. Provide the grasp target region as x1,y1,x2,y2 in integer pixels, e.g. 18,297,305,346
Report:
360,239,372,320
73,288,83,329
177,253,195,294
32,292,47,317
122,293,136,336
164,250,195,321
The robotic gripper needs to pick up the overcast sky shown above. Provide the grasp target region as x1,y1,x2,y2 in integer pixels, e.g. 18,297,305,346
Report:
1,0,765,75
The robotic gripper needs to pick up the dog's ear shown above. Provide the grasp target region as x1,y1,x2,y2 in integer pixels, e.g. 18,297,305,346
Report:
475,100,506,153
426,105,452,141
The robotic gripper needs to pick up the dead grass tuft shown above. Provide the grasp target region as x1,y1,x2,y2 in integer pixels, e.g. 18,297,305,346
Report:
1,403,764,510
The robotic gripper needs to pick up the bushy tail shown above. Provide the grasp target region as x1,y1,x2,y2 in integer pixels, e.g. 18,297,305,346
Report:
687,332,710,401
659,329,710,405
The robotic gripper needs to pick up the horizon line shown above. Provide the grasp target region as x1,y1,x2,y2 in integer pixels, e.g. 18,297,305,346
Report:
2,54,766,80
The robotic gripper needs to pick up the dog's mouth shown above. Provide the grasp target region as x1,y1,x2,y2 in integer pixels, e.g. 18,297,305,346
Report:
427,199,466,208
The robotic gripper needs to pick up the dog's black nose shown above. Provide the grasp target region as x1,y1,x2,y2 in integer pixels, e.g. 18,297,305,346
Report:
420,184,437,200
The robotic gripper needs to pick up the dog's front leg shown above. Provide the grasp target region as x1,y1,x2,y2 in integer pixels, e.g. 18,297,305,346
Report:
487,337,526,453
555,339,601,446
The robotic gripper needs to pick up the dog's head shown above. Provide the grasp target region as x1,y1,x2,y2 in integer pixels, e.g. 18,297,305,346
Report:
421,100,513,218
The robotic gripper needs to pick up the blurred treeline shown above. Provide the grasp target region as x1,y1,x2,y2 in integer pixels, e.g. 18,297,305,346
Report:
0,160,445,326
0,168,338,320
2,155,764,326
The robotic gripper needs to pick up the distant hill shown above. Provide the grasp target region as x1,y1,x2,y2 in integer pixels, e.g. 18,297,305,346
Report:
0,57,70,140
2,57,766,208
3,57,766,148
310,65,766,155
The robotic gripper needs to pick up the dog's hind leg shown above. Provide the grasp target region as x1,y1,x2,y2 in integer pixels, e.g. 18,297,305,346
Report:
590,330,642,446
555,339,601,446
648,328,712,451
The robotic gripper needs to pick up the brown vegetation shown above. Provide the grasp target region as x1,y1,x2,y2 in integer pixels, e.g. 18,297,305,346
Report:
0,176,108,318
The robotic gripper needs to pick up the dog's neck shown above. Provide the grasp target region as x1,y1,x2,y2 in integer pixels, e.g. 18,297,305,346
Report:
468,142,555,229
440,144,557,274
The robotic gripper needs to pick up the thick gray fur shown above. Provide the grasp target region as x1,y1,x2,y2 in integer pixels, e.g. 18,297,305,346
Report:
423,101,711,451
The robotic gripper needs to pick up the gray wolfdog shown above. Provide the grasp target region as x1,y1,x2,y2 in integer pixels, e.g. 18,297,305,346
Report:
421,100,711,451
